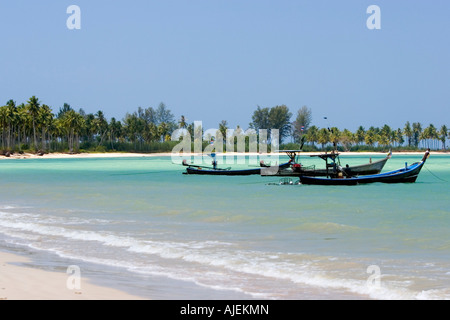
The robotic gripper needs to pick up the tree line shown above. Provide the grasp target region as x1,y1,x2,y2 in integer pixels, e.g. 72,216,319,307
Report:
246,105,448,152
0,97,448,155
0,97,180,154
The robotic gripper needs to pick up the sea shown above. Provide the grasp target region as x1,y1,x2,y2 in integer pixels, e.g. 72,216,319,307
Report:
0,152,449,300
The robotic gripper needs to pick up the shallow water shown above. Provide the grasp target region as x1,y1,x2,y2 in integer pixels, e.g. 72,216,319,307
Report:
0,153,449,299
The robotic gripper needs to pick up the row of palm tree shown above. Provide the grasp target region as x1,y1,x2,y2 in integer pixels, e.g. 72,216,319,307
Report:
0,97,448,154
300,122,448,151
0,97,178,154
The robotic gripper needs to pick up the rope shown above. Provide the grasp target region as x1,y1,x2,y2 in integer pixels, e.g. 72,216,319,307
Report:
111,170,175,176
424,165,448,182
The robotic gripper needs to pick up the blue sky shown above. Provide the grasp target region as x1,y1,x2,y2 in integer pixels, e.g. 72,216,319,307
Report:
1,0,449,131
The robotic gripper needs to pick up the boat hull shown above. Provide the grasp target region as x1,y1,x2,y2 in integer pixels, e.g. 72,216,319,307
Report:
299,160,425,185
184,167,261,175
183,162,291,176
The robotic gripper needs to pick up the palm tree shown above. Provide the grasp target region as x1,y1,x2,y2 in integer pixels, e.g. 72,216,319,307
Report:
403,121,412,147
420,127,430,149
4,100,18,151
218,120,228,143
39,104,54,152
306,125,318,147
108,117,122,150
151,122,160,142
426,124,438,149
412,122,422,148
62,110,76,152
329,127,341,150
355,126,366,145
26,96,41,151
94,111,109,147
16,104,28,151
74,112,85,152
317,128,330,149
340,129,354,151
365,127,377,147
61,110,85,153
0,105,7,150
193,122,203,145
378,124,392,149
0,102,14,151
82,113,96,145
439,125,448,150
178,115,187,129
158,122,169,142
396,128,405,147
421,125,438,149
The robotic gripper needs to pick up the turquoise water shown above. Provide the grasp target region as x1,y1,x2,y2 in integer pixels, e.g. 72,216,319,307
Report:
0,153,449,299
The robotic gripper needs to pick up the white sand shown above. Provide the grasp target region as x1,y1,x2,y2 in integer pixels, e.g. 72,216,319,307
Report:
1,150,445,161
0,152,174,160
0,251,145,300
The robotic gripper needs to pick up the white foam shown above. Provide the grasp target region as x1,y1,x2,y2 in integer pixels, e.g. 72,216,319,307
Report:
0,205,16,210
1,211,448,300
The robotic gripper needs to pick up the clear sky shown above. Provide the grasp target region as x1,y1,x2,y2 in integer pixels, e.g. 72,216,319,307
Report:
1,0,449,131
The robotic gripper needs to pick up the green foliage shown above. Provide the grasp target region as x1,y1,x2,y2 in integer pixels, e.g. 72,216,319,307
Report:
0,97,447,155
250,105,292,143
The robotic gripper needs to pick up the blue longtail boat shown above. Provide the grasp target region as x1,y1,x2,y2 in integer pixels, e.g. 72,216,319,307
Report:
298,150,430,186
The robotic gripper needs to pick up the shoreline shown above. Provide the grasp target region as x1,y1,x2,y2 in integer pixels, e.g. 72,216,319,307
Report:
1,150,448,160
0,250,146,300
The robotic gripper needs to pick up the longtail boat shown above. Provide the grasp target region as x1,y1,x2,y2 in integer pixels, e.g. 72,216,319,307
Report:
262,150,391,177
182,154,290,176
299,150,429,185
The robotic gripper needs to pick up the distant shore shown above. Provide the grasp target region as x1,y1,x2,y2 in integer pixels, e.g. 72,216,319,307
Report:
1,150,448,160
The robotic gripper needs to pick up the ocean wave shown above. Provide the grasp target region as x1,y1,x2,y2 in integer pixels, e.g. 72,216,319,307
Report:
1,211,448,300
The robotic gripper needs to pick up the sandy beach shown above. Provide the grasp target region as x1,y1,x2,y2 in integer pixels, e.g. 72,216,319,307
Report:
1,150,446,161
0,152,174,160
0,251,145,300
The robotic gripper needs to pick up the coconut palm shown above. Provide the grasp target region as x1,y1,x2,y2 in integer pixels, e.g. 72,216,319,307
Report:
403,121,413,147
61,109,85,153
158,122,169,142
412,122,422,148
39,104,54,152
0,106,7,150
396,128,405,147
26,96,41,151
429,124,438,149
15,104,28,151
439,125,448,150
108,117,122,150
378,124,392,148
218,120,228,143
329,127,341,150
305,125,318,147
365,127,377,147
4,100,18,150
355,126,366,145
178,115,187,129
340,129,354,151
93,110,109,147
317,128,330,149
